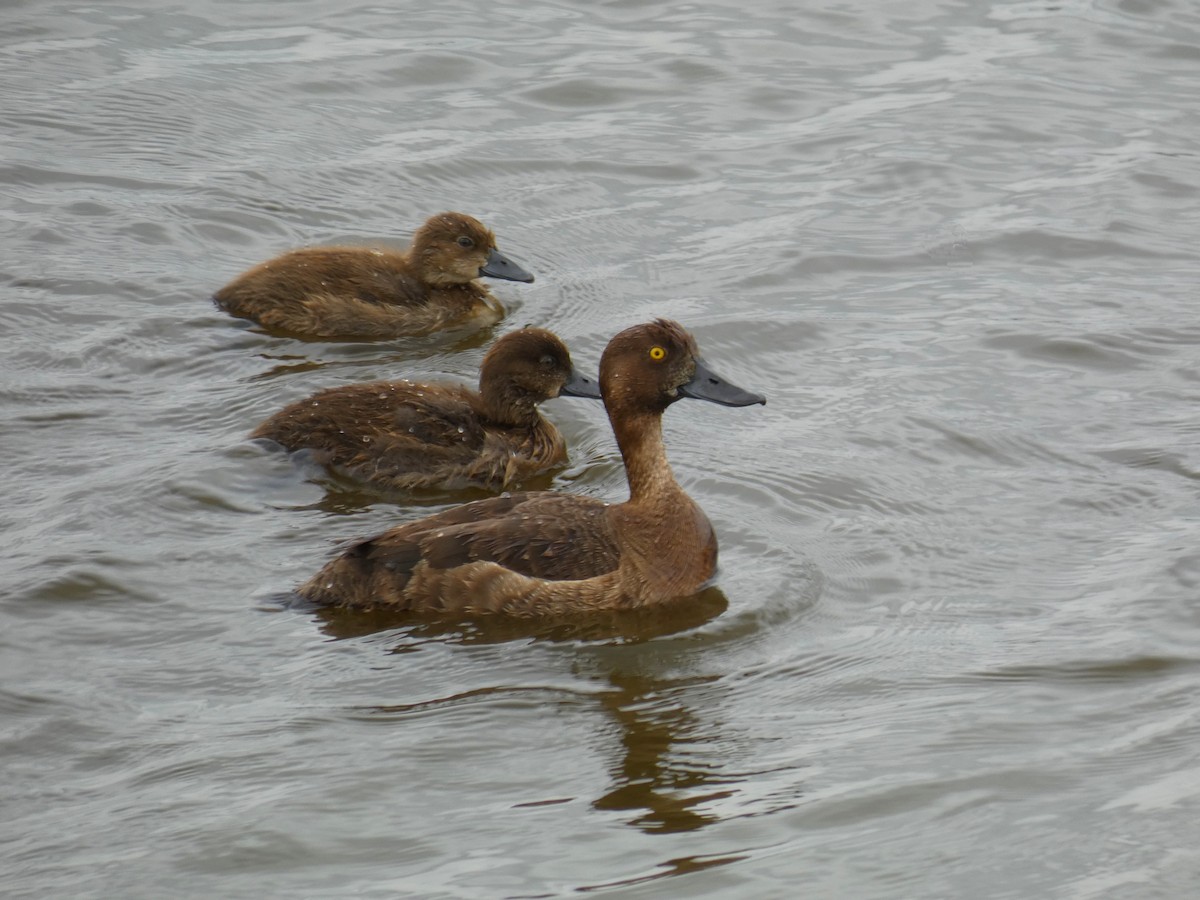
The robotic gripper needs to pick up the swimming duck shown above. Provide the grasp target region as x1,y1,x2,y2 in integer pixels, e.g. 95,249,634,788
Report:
297,319,765,617
251,327,600,494
213,211,534,340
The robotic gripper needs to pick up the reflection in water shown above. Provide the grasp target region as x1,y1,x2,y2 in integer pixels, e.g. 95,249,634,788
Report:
226,313,506,349
255,442,564,516
592,669,731,834
360,665,750,886
576,852,750,893
282,474,530,515
970,655,1198,684
324,588,736,837
248,354,328,381
310,585,728,644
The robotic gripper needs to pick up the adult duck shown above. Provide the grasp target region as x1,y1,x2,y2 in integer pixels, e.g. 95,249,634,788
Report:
298,319,765,616
251,327,600,494
213,211,534,340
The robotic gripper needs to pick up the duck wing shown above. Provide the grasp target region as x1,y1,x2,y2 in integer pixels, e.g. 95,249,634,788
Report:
385,393,488,449
348,491,621,583
347,392,517,488
280,248,427,308
354,264,427,307
261,383,491,477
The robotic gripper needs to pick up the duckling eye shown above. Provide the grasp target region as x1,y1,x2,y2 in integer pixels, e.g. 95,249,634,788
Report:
648,346,667,361
539,354,556,368
456,236,475,249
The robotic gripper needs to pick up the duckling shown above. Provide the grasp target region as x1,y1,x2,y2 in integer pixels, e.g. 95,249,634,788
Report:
298,319,765,616
251,327,600,494
213,211,534,340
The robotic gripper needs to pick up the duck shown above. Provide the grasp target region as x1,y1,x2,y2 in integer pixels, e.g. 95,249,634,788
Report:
297,319,766,617
213,211,534,340
251,327,601,494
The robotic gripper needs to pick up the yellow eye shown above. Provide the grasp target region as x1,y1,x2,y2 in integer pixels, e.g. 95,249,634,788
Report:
649,346,666,361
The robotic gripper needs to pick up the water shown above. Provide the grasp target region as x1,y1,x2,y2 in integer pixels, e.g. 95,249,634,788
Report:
4,0,1200,896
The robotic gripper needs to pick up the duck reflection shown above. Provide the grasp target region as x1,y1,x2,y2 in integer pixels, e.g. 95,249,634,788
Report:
590,668,733,834
311,584,727,644
272,466,558,516
313,586,732,835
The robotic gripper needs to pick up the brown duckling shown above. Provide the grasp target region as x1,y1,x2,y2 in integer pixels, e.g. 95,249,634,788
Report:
251,327,601,494
213,211,534,340
298,319,766,617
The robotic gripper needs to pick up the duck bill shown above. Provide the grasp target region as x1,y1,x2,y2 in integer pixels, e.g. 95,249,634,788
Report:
678,358,766,407
480,248,535,283
560,369,603,399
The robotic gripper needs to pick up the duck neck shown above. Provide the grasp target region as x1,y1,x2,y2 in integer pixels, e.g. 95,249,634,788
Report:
611,409,679,502
479,380,542,429
610,406,717,600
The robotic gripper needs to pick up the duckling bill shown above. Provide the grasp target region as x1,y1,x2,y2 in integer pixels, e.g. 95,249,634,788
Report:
251,327,600,494
213,211,534,340
297,319,765,617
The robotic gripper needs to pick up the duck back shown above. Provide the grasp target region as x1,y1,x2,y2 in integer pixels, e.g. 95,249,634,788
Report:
300,491,622,614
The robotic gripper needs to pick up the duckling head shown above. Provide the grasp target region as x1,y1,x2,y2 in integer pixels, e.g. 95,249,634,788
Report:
480,327,601,418
412,211,535,286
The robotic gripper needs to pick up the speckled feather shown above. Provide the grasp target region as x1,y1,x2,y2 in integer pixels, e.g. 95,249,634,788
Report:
251,328,586,493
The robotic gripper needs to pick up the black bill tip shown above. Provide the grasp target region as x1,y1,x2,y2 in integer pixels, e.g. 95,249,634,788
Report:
560,369,603,399
678,358,766,407
480,247,535,283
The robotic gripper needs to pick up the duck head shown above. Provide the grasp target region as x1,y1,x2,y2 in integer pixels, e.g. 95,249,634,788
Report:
479,327,601,419
599,319,766,414
412,211,535,286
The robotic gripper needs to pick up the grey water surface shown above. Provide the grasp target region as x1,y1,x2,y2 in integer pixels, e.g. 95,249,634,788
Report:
3,0,1200,897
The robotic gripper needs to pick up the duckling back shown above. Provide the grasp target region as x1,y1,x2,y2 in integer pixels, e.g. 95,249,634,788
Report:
253,379,567,493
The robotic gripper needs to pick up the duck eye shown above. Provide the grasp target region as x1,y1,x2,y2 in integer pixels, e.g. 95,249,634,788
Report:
648,346,666,361
456,236,475,249
539,354,555,367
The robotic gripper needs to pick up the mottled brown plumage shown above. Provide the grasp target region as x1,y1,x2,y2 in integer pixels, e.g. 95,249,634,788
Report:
298,319,766,617
213,212,534,340
251,328,599,494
